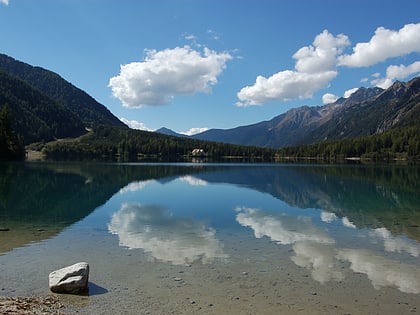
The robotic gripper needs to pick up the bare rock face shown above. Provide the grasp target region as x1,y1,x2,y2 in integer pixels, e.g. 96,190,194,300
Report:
49,262,89,294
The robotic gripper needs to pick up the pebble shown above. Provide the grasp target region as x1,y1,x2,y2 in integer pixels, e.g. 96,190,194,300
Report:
242,271,248,275
173,277,183,281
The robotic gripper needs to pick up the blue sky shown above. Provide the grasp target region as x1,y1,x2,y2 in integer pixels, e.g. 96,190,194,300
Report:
1,0,419,135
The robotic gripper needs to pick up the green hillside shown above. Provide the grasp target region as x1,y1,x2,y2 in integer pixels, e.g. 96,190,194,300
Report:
0,70,86,144
0,53,126,128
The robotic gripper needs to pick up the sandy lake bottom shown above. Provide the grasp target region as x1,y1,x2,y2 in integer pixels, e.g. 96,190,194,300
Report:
1,225,420,315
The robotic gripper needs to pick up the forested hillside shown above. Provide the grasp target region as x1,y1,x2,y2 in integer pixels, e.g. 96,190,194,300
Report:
0,53,126,128
0,70,86,144
278,125,420,162
0,104,25,160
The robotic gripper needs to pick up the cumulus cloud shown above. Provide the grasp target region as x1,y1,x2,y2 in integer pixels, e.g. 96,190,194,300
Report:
322,86,358,105
181,127,209,136
372,61,420,89
237,70,337,106
109,46,232,107
338,23,420,67
294,31,349,73
0,0,8,5
322,93,339,105
237,30,349,106
108,203,227,265
343,87,359,98
386,61,420,79
120,117,153,131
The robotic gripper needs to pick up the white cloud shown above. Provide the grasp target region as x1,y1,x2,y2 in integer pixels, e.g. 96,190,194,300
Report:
339,23,420,67
108,203,227,265
343,87,359,98
237,70,337,107
109,46,232,107
372,61,420,89
236,30,349,107
0,0,8,5
183,33,196,41
322,84,358,105
322,93,339,105
294,30,349,74
386,61,420,79
180,127,209,136
371,77,393,89
119,117,153,131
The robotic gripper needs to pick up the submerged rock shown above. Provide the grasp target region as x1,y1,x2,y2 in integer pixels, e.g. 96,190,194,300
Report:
49,262,89,294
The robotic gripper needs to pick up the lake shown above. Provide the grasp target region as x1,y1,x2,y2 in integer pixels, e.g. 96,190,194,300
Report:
1,162,420,314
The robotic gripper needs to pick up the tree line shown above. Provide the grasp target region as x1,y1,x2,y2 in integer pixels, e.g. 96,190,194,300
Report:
0,104,25,160
277,125,420,162
41,125,279,162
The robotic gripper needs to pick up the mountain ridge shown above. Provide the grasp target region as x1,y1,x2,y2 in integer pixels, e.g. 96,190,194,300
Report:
183,77,420,148
0,53,127,145
0,53,126,127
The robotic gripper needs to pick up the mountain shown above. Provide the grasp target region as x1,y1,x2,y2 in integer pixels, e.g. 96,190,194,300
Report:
155,127,185,137
0,70,87,144
191,77,420,148
304,78,420,144
0,53,127,144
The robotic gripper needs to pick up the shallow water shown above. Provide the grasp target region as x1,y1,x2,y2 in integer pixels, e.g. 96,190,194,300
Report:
1,162,420,314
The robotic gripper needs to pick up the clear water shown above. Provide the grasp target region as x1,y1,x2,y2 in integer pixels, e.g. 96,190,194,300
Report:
1,162,419,314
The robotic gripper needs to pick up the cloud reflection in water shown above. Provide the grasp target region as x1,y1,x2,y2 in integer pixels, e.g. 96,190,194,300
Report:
236,206,420,294
235,206,334,245
370,227,420,257
291,242,344,284
108,203,227,265
338,249,420,294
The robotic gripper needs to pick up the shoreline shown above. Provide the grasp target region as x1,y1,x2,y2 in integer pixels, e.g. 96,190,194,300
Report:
0,295,66,314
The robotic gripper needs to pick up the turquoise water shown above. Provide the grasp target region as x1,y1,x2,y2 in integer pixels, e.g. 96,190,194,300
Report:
1,162,419,314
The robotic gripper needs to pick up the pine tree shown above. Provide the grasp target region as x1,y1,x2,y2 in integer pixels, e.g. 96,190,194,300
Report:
0,104,25,160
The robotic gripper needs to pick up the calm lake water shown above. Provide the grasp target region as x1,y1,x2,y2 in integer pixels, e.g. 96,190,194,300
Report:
1,162,420,314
